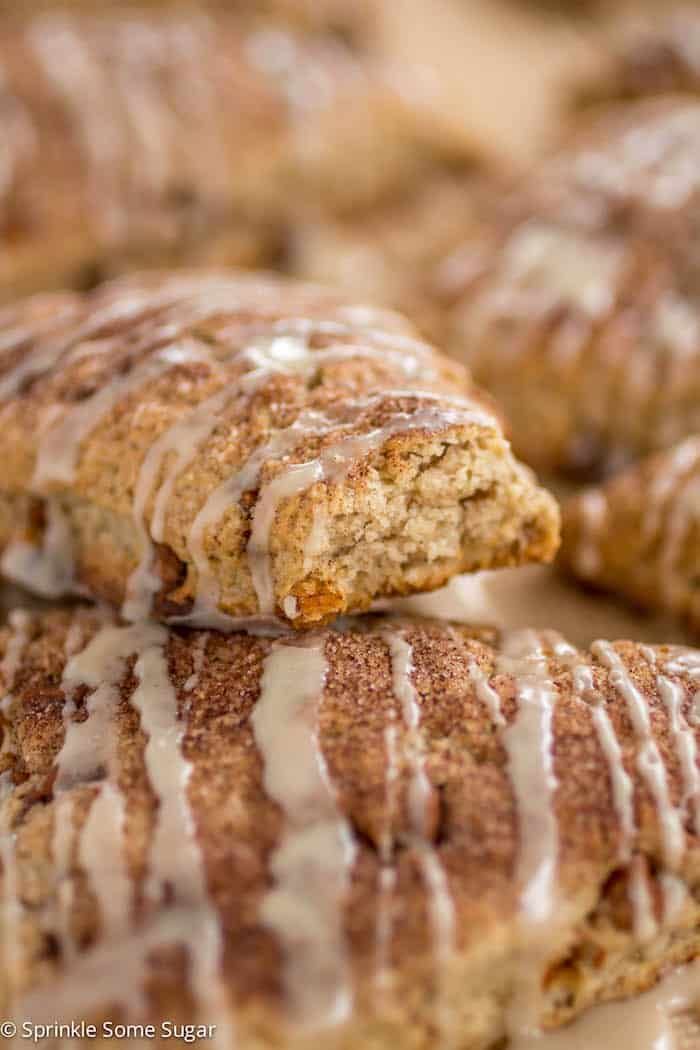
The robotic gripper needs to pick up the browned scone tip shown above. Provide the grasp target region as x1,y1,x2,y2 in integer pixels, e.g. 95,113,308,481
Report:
0,269,560,629
440,96,700,480
0,4,457,302
561,436,700,634
0,607,698,1048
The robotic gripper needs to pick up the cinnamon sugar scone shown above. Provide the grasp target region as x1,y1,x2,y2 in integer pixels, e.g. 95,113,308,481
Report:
0,608,699,1048
0,270,559,629
561,437,700,633
443,97,700,479
0,6,446,300
288,168,491,343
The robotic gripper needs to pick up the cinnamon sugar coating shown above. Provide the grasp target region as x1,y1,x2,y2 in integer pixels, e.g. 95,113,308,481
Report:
561,437,700,633
441,97,700,479
0,270,559,628
0,608,698,1048
0,5,444,300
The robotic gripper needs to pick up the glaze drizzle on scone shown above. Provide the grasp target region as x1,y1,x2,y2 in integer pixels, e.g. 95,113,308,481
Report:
0,610,698,1047
0,271,559,628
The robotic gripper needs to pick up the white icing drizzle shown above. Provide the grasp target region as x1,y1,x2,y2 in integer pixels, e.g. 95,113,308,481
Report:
184,631,209,694
571,489,608,581
187,396,487,625
33,339,211,487
253,639,356,1027
384,630,456,1044
1,498,75,599
509,958,700,1050
628,854,659,944
44,622,231,1037
549,637,636,861
497,630,560,926
592,641,686,870
128,625,233,1045
115,312,449,621
644,650,700,838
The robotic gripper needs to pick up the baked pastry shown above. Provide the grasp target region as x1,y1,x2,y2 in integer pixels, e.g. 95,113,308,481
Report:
288,168,491,343
0,6,444,300
442,97,700,479
1,607,698,1047
561,436,700,633
576,8,700,108
0,270,559,628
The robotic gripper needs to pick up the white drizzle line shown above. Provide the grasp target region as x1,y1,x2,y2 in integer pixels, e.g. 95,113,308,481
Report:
548,636,666,945
549,636,636,862
571,489,608,580
383,630,456,1044
592,641,686,871
1,498,75,599
660,648,700,728
187,396,487,625
459,627,562,1038
496,630,560,926
627,853,659,945
253,639,356,1028
44,622,233,1036
129,626,233,1046
33,339,212,487
643,648,700,838
184,632,209,695
120,319,446,621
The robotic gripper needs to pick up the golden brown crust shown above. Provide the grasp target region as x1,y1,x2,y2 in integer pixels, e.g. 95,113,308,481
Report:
442,97,700,479
561,437,700,633
0,608,698,1048
0,270,559,628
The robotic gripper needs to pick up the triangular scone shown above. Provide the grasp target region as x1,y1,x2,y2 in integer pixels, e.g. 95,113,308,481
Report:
1,609,699,1047
0,271,559,628
562,437,700,632
442,97,700,479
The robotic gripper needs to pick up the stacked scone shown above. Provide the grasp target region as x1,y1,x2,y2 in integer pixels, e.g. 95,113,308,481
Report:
0,4,699,1050
0,269,699,1048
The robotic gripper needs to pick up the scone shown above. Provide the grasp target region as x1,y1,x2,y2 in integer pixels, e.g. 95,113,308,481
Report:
0,270,559,629
288,168,492,343
0,6,448,300
561,436,700,633
442,97,700,479
1,607,698,1048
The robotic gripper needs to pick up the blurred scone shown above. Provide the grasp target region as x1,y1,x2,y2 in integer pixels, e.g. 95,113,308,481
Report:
441,96,700,479
562,436,700,633
288,168,491,342
1,608,699,1047
0,5,454,300
0,270,559,628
